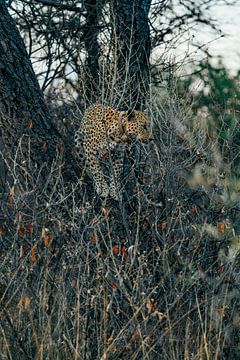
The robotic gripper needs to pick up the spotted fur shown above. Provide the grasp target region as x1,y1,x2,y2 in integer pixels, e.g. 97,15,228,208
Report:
75,104,152,199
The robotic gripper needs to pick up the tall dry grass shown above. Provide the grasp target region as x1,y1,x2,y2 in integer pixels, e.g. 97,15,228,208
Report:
0,74,240,360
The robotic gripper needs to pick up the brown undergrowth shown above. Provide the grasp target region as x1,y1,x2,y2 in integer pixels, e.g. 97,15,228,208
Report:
0,96,240,360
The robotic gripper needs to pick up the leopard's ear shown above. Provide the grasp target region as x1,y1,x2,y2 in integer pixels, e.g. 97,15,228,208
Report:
127,109,135,121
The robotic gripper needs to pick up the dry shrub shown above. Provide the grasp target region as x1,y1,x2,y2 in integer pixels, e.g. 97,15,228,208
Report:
0,87,240,360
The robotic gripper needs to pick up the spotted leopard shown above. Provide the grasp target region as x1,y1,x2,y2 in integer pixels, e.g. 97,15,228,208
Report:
75,104,152,199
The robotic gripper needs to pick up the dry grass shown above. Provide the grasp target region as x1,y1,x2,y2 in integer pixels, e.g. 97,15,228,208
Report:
0,91,240,360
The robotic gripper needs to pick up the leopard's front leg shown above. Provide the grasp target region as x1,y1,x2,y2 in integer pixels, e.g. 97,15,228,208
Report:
84,140,112,198
109,153,124,198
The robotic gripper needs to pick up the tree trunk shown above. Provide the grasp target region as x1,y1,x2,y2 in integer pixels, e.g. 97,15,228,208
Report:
112,0,151,110
0,1,60,192
82,0,105,104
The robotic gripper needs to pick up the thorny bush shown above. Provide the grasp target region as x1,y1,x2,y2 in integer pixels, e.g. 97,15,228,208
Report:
0,98,240,360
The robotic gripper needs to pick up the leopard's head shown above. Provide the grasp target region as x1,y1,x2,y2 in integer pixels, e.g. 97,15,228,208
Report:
124,110,152,141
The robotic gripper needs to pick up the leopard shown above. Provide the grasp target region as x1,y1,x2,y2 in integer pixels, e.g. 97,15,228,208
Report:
75,104,152,199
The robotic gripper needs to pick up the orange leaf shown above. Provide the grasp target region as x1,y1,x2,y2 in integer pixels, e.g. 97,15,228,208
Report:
111,282,116,290
113,244,119,256
106,337,113,345
29,223,34,235
19,224,25,238
17,296,24,309
24,295,31,310
161,222,167,231
29,121,33,129
191,206,197,213
217,220,225,234
41,227,51,246
91,235,97,243
132,330,141,342
45,234,51,247
29,247,37,263
121,244,127,258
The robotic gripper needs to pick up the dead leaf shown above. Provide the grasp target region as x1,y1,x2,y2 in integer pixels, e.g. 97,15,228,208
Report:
146,298,157,314
154,311,166,320
161,222,167,231
29,247,37,263
192,206,197,214
121,244,127,258
24,295,31,310
218,220,225,234
57,144,64,154
29,223,34,235
41,227,51,246
132,330,141,342
106,337,113,345
17,296,24,309
145,335,152,344
219,265,224,273
17,295,31,310
113,244,119,256
91,235,97,243
45,234,51,247
0,226,5,235
19,224,25,238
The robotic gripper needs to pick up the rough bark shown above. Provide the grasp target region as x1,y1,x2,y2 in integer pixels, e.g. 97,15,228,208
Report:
0,1,60,192
112,0,151,110
82,0,105,103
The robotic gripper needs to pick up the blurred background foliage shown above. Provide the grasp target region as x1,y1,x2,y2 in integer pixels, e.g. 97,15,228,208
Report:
177,60,240,174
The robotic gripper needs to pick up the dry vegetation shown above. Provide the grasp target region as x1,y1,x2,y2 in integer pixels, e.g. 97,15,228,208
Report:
1,82,240,359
